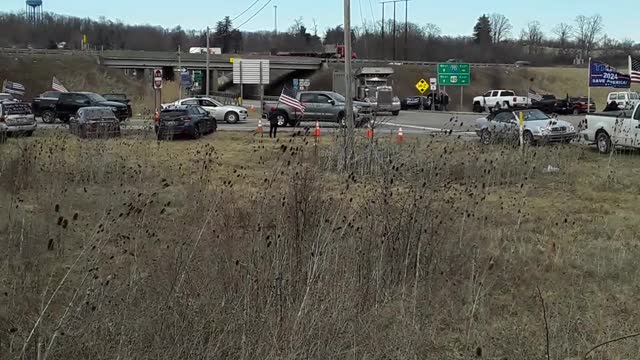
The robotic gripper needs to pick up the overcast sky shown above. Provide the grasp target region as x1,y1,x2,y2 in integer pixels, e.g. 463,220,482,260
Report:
6,0,640,42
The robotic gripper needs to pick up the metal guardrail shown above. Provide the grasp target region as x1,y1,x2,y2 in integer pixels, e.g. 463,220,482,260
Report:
0,48,101,56
323,58,517,68
0,48,519,68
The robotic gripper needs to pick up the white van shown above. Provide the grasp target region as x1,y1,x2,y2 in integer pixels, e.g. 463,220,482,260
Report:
606,91,640,110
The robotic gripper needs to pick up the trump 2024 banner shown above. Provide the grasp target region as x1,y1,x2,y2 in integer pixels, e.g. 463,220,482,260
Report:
589,60,631,88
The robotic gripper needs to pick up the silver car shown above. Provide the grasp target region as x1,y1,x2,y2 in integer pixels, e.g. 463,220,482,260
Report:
0,101,37,136
475,108,576,145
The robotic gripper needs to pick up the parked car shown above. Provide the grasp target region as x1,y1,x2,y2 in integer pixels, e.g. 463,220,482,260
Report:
401,96,431,110
262,90,372,127
0,100,37,136
531,94,561,114
0,93,15,102
162,97,247,124
580,103,640,154
155,105,217,140
34,92,129,123
102,93,133,118
568,97,596,115
69,107,121,139
475,108,576,145
606,91,640,110
473,90,531,113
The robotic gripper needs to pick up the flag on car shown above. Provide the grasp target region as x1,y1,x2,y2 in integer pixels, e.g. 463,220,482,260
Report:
629,56,640,83
278,86,305,115
52,76,68,92
2,80,26,96
528,88,543,102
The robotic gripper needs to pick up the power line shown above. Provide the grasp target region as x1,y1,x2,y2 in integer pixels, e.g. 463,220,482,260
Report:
358,0,365,27
235,0,273,30
231,0,261,22
368,0,377,23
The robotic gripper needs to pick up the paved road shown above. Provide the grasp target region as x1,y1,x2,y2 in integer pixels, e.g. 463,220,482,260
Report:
34,110,586,137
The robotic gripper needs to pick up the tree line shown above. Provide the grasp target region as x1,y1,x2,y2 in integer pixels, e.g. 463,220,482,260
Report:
0,11,636,66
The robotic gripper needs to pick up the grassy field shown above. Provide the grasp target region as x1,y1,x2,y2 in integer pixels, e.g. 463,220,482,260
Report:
1,130,640,359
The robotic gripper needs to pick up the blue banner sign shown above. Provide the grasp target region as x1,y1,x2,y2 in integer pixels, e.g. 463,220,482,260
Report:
589,60,630,88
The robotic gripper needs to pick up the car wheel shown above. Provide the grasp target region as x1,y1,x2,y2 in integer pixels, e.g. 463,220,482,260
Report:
42,110,56,124
273,112,288,127
503,101,511,109
224,112,239,124
473,102,483,113
523,131,536,146
337,112,345,126
480,129,492,145
392,110,400,116
572,108,579,116
192,125,201,139
596,131,612,154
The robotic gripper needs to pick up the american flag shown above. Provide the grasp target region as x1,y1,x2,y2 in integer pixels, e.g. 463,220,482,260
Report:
2,80,25,96
630,56,640,83
279,86,305,115
528,88,543,102
52,77,68,92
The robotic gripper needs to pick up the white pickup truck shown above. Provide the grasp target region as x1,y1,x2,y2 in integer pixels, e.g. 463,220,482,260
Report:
580,103,640,153
473,90,531,113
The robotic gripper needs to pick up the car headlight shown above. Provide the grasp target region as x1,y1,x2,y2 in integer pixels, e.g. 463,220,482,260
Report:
568,125,575,133
539,127,550,135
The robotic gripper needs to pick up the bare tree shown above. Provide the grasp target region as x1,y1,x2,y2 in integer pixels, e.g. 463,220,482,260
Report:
552,22,573,52
574,14,604,57
422,23,441,40
520,21,544,55
620,38,635,53
311,18,319,37
489,13,512,43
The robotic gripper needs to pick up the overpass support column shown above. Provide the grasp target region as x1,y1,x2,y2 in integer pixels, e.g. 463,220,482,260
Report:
212,69,219,92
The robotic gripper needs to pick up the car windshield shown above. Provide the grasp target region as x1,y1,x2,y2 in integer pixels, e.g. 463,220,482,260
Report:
85,93,107,102
521,109,551,121
3,103,32,115
333,93,346,102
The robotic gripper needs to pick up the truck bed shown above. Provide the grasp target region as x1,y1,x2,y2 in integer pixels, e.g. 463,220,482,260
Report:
589,110,633,118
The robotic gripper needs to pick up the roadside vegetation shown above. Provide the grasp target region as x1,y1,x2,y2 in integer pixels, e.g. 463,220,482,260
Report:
1,131,640,359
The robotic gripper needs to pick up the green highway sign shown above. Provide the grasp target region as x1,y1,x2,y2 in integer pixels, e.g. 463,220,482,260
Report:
437,63,471,86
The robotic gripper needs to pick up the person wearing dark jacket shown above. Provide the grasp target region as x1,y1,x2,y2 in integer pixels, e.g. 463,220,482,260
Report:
604,101,618,112
268,113,279,138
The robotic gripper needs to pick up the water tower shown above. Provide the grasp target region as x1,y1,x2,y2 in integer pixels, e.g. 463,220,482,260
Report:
26,0,43,25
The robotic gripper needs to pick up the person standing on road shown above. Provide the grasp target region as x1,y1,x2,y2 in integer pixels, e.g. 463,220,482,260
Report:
441,91,450,112
268,113,279,138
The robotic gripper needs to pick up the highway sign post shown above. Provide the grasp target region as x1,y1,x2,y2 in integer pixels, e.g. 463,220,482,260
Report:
153,68,163,89
437,63,471,110
429,77,437,91
415,78,429,94
153,68,163,113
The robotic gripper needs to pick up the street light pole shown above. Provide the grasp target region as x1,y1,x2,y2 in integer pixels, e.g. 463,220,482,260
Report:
404,0,408,60
274,5,278,33
205,27,210,96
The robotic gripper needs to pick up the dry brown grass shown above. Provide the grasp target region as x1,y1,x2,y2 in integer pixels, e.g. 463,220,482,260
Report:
1,130,640,359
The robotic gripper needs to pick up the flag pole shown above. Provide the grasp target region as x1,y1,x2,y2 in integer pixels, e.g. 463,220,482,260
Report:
587,57,592,112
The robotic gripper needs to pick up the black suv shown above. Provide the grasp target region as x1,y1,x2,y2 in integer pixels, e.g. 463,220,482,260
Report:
155,105,217,140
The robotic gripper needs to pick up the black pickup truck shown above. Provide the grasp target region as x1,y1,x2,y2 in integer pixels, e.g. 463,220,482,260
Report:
33,91,130,123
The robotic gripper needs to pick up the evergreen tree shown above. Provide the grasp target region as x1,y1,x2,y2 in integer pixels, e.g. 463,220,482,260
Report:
473,15,492,45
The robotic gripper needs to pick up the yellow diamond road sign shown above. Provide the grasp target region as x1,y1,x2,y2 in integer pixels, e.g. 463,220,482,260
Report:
416,78,429,94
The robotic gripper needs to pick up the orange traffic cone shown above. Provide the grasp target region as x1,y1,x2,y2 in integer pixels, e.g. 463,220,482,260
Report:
367,122,374,139
257,118,264,136
250,104,256,112
397,127,404,143
314,121,321,138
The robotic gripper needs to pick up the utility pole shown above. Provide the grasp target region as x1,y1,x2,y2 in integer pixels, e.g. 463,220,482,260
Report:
205,27,210,96
178,45,182,99
404,0,408,60
274,5,278,33
344,0,354,167
381,4,385,59
392,1,396,60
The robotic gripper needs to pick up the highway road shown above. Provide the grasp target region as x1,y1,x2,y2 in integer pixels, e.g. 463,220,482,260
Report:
35,110,586,137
